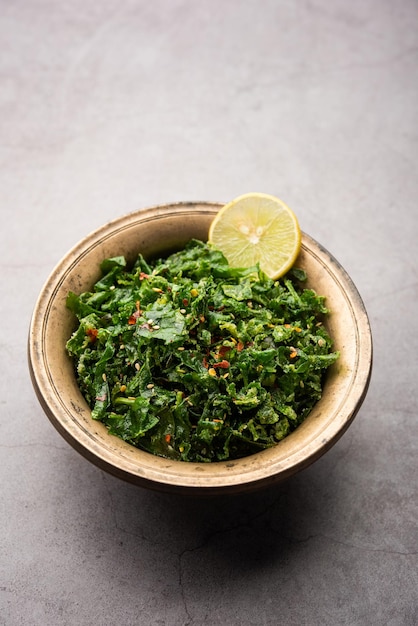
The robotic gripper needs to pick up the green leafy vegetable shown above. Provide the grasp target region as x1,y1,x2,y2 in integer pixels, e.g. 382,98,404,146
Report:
66,239,339,462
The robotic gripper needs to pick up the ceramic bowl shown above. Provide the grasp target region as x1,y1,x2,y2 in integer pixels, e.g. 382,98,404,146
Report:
28,202,372,495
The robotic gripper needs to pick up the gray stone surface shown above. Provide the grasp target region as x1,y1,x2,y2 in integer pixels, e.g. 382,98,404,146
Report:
1,1,417,624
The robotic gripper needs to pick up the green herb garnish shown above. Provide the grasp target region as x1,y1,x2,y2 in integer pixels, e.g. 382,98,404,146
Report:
66,239,339,462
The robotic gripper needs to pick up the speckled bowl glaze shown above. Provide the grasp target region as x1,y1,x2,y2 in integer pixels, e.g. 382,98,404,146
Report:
28,202,372,494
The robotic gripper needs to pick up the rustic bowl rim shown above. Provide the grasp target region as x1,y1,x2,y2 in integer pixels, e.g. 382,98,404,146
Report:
28,201,373,495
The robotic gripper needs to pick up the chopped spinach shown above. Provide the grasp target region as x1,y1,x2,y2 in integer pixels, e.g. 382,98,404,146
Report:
66,239,339,462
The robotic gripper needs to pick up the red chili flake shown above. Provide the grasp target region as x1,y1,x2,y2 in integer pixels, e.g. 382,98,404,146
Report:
139,272,149,280
218,345,231,357
182,298,189,307
128,311,142,325
165,434,172,443
237,341,244,352
202,356,209,369
128,301,142,325
86,328,99,342
213,360,230,369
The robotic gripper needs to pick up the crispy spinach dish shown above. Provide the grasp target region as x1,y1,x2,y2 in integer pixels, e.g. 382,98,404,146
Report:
66,240,339,462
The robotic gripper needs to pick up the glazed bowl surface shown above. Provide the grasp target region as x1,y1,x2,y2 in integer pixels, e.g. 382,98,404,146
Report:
28,202,372,494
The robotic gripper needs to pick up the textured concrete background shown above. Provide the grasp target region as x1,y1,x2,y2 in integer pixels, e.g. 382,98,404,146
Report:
1,1,418,624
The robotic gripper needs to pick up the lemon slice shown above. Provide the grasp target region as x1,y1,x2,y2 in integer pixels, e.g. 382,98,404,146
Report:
208,192,302,279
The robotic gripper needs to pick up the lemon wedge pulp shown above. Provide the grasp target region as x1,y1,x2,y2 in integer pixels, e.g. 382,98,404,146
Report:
208,192,302,279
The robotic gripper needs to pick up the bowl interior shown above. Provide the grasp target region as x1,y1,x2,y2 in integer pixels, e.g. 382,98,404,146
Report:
29,202,372,494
